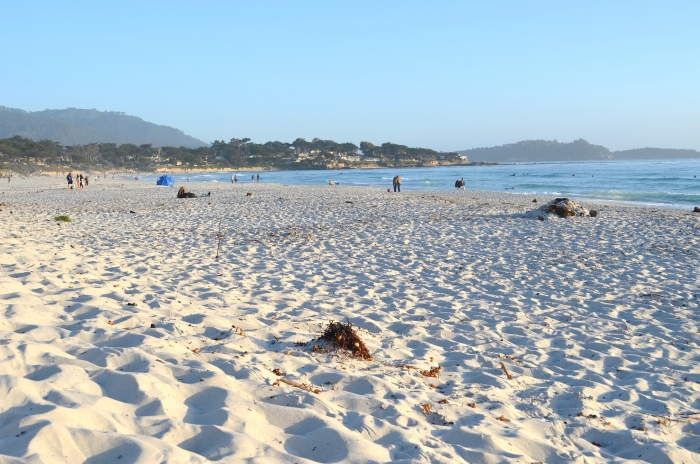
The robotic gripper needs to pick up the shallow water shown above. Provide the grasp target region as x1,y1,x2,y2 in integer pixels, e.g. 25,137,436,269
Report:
142,158,700,208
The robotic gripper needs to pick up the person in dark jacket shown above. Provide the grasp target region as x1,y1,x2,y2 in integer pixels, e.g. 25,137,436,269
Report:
177,187,197,198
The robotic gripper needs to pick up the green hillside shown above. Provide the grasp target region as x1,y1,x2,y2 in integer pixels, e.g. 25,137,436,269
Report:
459,139,700,162
0,106,205,148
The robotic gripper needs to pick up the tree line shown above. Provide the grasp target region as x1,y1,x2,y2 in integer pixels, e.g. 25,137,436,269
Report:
0,135,467,172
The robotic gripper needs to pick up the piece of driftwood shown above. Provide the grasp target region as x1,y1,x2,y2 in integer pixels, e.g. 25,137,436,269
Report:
277,377,321,394
500,362,514,380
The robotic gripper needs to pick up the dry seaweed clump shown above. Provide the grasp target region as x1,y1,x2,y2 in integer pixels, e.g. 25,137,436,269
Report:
316,320,373,360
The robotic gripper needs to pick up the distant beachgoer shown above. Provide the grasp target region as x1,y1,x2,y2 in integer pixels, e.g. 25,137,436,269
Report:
84,176,89,187
234,175,238,182
257,174,260,182
329,180,335,185
393,175,402,192
67,172,73,189
231,175,235,184
460,178,465,189
454,179,460,189
252,174,255,182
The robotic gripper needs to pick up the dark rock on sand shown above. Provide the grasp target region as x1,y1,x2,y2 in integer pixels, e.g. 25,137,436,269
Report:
547,203,576,218
694,207,700,213
526,198,592,220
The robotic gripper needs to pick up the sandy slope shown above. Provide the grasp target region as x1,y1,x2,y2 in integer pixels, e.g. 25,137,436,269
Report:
0,177,699,463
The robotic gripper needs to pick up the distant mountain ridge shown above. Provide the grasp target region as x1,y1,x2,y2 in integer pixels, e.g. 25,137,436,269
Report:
458,139,700,162
0,106,205,148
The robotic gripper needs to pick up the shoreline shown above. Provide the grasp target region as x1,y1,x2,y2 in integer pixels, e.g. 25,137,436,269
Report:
1,174,697,212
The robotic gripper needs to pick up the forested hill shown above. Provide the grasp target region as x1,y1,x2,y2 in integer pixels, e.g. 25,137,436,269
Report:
0,106,205,148
458,139,700,162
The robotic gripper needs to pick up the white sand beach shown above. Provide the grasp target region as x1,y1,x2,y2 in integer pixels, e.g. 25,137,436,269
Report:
1,177,699,463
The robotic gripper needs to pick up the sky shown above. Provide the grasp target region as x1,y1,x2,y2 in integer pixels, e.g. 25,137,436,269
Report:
1,1,698,151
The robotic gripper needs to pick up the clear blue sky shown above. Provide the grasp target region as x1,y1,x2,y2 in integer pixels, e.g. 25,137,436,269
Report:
1,1,698,151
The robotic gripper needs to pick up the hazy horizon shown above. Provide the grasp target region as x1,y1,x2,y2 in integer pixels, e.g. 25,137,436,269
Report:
1,1,698,152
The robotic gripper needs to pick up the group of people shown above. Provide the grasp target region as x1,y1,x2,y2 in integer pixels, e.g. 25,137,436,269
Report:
230,174,260,183
390,175,466,192
66,172,89,189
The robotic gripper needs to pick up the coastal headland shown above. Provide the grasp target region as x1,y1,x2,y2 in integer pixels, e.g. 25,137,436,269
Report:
1,178,699,462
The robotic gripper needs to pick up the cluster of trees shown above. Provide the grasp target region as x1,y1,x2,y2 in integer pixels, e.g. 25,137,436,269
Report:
359,141,457,164
0,135,467,173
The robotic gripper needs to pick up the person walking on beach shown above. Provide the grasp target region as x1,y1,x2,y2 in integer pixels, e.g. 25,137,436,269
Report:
234,175,238,182
66,172,73,189
257,174,260,182
231,174,235,184
251,174,255,182
393,175,402,192
84,175,89,187
460,178,465,189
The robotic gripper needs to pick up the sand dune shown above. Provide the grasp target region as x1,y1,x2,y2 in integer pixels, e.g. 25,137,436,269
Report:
1,177,699,463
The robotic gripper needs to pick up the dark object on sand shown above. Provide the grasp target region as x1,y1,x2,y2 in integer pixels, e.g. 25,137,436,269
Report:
150,323,156,328
246,192,252,197
177,187,197,198
532,199,537,203
55,215,71,222
547,201,576,217
546,198,589,218
694,207,700,213
526,197,592,220
316,320,373,360
590,210,599,217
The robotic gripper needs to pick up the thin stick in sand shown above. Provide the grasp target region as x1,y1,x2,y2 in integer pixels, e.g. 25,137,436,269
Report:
500,362,514,380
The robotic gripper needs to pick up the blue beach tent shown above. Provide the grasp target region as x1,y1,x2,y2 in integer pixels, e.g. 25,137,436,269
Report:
156,175,174,186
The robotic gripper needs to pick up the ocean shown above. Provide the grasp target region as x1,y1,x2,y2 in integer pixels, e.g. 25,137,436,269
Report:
142,158,700,209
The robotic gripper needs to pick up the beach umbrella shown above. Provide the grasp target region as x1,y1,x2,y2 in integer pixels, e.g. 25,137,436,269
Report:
156,175,174,186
